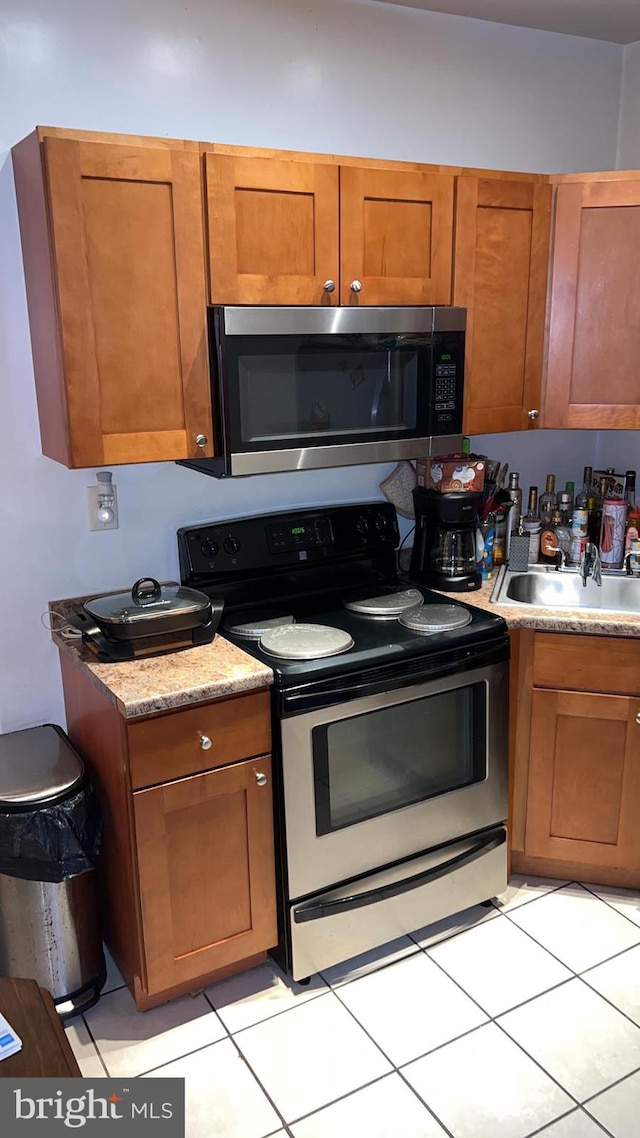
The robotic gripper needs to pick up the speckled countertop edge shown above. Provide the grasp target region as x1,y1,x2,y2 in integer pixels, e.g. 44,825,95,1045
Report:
50,595,273,719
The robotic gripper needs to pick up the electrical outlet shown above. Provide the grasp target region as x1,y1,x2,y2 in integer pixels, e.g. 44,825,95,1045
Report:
87,476,118,531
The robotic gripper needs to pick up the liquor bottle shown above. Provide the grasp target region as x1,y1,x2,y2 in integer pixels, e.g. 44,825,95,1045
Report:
523,486,541,563
587,478,605,547
575,466,593,510
539,474,558,526
540,509,566,564
507,473,522,532
624,470,640,553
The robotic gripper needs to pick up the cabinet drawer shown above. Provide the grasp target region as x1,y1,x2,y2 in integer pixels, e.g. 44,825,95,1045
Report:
533,633,640,696
128,689,271,789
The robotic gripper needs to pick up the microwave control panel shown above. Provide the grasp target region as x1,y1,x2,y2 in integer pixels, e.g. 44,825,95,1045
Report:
431,333,464,434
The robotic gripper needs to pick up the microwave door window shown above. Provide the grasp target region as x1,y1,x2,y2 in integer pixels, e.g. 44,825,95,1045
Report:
235,340,420,447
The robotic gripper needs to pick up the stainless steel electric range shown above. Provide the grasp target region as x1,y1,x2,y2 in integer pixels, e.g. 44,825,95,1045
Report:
178,502,509,981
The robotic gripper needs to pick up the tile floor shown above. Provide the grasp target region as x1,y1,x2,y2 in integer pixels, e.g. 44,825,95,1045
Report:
66,877,640,1138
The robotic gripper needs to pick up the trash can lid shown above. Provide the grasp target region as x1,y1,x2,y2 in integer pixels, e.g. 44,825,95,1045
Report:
0,725,85,807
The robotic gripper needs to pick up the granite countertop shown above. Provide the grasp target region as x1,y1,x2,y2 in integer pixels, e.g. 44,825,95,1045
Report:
49,595,273,720
459,578,640,639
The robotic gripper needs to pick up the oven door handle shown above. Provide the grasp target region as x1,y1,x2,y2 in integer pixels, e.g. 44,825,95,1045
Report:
293,829,506,923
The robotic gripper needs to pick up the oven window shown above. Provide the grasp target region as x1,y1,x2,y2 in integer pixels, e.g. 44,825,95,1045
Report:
312,683,486,835
225,334,430,450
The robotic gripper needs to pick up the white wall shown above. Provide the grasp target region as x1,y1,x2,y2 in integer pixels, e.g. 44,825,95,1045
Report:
0,0,629,731
617,41,640,167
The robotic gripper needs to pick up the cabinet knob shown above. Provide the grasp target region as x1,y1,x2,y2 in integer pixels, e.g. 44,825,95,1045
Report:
200,734,213,750
196,434,208,448
350,280,363,293
255,772,268,787
323,280,335,293
527,410,540,421
636,712,640,725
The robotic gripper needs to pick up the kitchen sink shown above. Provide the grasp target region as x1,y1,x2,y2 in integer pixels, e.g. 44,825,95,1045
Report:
491,563,640,613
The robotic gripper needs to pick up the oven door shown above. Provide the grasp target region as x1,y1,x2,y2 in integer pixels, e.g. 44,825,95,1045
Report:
210,306,465,475
279,660,508,901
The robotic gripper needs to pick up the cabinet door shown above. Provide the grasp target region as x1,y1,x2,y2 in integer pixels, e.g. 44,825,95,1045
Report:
43,138,211,466
525,689,640,870
133,757,277,996
340,167,454,306
205,154,339,304
454,177,551,435
545,179,640,428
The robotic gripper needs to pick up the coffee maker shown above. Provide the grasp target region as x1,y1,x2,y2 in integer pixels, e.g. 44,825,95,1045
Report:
410,487,481,592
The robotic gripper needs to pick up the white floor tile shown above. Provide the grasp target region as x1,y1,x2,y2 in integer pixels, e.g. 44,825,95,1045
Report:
337,951,487,1066
411,902,498,949
582,943,640,1027
535,1110,610,1136
84,984,227,1077
319,935,418,987
402,1021,573,1138
498,978,640,1101
141,1037,282,1138
493,874,568,912
427,912,571,1015
585,1070,640,1138
585,883,640,929
207,958,328,1033
64,1018,106,1077
234,990,391,1121
508,884,640,973
290,1073,449,1138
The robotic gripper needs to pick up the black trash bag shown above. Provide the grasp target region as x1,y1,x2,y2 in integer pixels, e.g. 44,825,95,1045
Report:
0,782,102,883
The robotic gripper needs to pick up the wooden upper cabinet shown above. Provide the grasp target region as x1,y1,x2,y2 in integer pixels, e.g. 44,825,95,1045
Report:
205,154,339,304
13,132,212,467
205,153,454,306
340,167,454,306
133,756,277,995
545,178,640,429
525,688,640,870
454,177,552,435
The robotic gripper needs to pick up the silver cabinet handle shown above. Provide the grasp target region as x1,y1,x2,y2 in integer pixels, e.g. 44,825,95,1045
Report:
255,772,268,786
527,410,540,421
350,280,363,293
636,712,640,725
323,280,335,293
196,434,208,448
200,734,213,750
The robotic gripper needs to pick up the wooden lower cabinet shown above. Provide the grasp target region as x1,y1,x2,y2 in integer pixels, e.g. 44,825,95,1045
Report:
133,757,276,994
510,630,640,887
59,653,276,1009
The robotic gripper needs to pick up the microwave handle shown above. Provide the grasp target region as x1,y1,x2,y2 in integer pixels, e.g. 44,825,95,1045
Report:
293,829,506,924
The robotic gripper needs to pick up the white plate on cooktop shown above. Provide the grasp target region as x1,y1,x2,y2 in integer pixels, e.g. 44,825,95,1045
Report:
260,623,354,660
344,588,424,618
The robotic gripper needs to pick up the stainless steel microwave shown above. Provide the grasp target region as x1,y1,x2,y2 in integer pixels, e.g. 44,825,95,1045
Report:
179,306,466,478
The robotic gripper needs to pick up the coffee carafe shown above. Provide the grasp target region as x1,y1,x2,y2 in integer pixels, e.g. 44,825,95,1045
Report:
410,487,481,592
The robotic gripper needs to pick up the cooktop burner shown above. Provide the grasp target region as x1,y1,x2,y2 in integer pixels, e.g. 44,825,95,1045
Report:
399,603,473,634
343,587,424,618
223,611,295,640
260,623,355,660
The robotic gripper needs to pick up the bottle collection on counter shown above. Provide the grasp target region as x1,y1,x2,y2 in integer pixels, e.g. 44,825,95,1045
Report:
509,466,640,574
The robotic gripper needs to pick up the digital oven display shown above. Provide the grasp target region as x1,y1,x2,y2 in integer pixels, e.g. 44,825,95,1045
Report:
266,518,332,554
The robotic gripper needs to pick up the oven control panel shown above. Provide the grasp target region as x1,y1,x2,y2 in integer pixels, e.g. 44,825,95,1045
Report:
178,503,400,581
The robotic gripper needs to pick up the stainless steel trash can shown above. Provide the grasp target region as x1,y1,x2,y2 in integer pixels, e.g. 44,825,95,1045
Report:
0,725,105,1019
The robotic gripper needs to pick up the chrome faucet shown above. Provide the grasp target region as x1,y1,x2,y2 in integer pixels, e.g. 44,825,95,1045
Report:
580,542,602,587
554,548,568,571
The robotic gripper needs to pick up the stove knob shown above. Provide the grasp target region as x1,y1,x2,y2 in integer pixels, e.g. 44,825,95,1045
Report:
200,539,219,558
355,515,369,537
374,513,387,533
223,536,240,556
